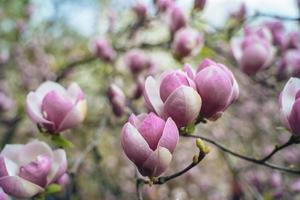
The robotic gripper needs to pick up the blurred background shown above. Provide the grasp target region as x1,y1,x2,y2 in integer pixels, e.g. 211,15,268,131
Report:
1,0,300,199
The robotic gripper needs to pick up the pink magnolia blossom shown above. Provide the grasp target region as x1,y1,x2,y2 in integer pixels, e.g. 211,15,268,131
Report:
277,49,300,80
231,26,275,76
107,83,127,117
195,59,239,120
194,0,206,10
0,140,67,198
156,0,174,12
144,66,202,127
279,77,300,136
168,5,186,33
124,50,151,75
121,113,178,177
26,81,87,134
91,38,116,63
172,28,203,58
133,1,148,19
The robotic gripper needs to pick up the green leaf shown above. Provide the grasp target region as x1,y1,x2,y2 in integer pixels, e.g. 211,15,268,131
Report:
51,135,74,149
45,184,62,195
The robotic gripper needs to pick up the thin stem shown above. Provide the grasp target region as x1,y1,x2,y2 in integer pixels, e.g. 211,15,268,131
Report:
259,136,296,162
55,55,97,82
137,150,206,187
255,12,300,21
136,178,145,200
182,134,300,175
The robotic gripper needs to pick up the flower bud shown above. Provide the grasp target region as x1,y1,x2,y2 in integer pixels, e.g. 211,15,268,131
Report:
144,68,202,127
230,3,247,20
132,76,145,99
172,28,203,58
91,38,116,63
26,81,87,134
0,140,67,198
133,2,148,20
276,49,300,80
231,27,275,76
124,50,151,75
264,20,285,47
121,113,179,177
195,59,239,120
55,173,70,188
156,0,174,12
279,77,300,136
194,0,206,10
0,92,14,112
107,84,127,117
168,5,186,33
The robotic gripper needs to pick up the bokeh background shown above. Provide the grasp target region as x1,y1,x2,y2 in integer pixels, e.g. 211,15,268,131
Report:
1,0,300,199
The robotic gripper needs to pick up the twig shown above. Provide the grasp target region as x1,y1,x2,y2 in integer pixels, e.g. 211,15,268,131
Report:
0,115,22,149
255,12,300,21
182,134,300,175
55,55,97,82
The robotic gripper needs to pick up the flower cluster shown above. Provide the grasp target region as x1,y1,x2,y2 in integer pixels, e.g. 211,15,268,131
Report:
121,59,239,177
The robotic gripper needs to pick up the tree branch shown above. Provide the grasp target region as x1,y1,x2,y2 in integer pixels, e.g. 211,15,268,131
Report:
182,134,300,175
55,55,97,82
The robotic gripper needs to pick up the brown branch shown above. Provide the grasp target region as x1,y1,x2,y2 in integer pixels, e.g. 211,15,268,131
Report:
182,134,300,175
55,55,97,82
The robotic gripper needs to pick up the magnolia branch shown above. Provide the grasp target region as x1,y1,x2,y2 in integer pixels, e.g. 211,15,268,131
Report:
182,134,300,175
135,145,207,200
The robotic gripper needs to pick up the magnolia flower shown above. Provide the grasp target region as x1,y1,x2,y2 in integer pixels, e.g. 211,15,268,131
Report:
276,49,300,80
144,66,202,127
0,140,67,198
231,26,275,76
121,113,178,177
156,0,174,12
133,1,148,19
26,81,87,134
91,38,116,63
264,20,285,47
107,83,127,117
0,92,14,112
279,77,300,136
168,5,186,33
194,0,206,10
172,28,203,58
195,59,239,120
124,50,151,75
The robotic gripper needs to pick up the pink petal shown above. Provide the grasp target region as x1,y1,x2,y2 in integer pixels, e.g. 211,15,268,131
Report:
128,113,147,128
48,149,67,184
26,92,53,125
183,63,195,79
164,86,202,127
137,113,166,150
1,144,22,163
140,147,172,177
159,72,190,102
41,91,74,132
121,123,152,167
18,155,51,187
0,157,18,177
0,176,44,198
158,118,179,153
144,76,164,116
288,99,300,136
34,81,66,102
18,140,53,167
57,99,87,132
67,82,85,103
280,78,300,120
195,66,232,119
0,187,8,200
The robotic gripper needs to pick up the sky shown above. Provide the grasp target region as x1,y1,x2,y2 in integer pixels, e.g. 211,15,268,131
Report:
30,0,299,37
